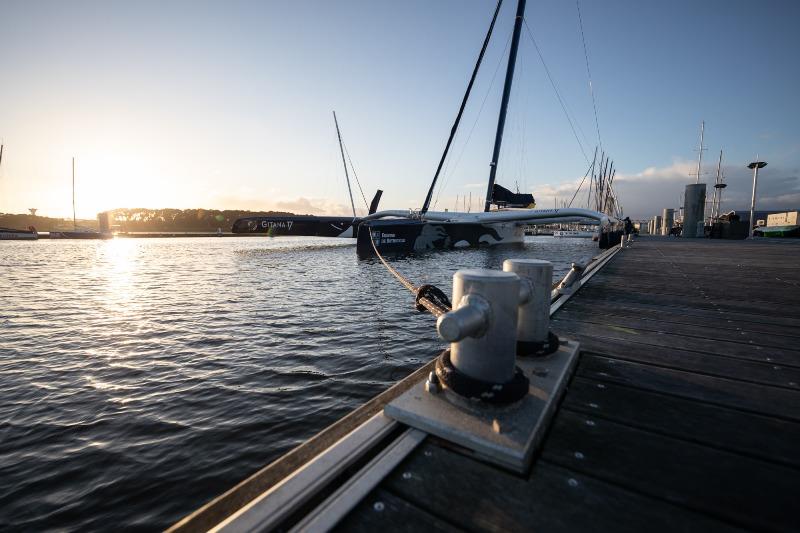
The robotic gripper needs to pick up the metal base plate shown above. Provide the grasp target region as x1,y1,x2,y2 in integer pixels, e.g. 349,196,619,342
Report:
384,340,580,473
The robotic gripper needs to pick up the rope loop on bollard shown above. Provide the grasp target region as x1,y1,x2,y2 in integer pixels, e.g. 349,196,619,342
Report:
434,349,529,405
517,331,560,357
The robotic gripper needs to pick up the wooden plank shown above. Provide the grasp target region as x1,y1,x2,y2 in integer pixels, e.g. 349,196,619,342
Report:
562,293,800,329
578,285,800,318
576,354,800,422
558,307,800,350
335,488,461,533
589,273,800,304
542,409,800,532
559,299,800,340
379,441,738,533
552,318,800,368
563,376,800,468
552,334,800,389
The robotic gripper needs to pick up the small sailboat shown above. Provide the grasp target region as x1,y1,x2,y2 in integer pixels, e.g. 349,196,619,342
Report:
49,157,111,239
356,0,617,257
0,143,39,240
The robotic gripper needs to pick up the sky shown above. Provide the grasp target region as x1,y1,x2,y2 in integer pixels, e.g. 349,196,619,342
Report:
0,0,798,220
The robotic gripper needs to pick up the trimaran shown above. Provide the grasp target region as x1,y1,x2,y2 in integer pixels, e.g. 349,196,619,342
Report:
233,0,619,255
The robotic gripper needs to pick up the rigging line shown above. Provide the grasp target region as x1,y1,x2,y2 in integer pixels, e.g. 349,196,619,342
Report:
420,0,504,216
568,146,597,207
341,140,370,211
432,28,513,211
522,19,589,165
576,0,603,153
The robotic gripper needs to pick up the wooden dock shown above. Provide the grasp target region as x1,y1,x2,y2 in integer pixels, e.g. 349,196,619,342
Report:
172,237,800,532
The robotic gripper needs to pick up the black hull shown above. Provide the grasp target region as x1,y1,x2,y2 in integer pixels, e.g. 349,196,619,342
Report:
0,227,38,240
355,219,522,257
49,231,112,239
231,216,357,238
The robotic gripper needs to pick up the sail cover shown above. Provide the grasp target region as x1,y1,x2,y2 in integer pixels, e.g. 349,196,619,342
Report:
492,183,535,208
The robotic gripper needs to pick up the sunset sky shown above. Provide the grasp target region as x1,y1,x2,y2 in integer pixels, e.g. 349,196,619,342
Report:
0,0,798,220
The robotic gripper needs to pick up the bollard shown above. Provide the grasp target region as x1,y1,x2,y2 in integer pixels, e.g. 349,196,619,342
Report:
436,269,520,386
503,259,551,342
505,259,560,356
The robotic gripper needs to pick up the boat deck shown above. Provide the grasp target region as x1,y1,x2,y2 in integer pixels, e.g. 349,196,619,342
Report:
171,237,800,532
334,238,800,532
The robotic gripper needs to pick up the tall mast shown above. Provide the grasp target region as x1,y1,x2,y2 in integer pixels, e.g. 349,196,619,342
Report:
72,157,77,230
694,120,705,184
712,149,722,220
484,0,527,212
333,111,357,218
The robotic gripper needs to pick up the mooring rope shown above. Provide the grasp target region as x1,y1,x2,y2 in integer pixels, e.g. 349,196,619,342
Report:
368,229,452,318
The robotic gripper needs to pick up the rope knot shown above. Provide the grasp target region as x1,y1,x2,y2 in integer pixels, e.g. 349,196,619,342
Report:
415,284,452,314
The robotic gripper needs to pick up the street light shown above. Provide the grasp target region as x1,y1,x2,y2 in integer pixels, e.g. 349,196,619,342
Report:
747,160,767,238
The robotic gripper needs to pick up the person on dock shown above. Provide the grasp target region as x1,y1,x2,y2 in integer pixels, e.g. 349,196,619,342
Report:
623,217,634,243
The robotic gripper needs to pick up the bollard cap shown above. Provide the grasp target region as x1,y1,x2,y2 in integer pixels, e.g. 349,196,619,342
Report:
503,259,553,277
455,268,519,284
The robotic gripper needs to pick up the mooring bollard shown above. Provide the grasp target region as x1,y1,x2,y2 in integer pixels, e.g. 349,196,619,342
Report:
436,269,523,393
503,259,551,341
504,259,559,356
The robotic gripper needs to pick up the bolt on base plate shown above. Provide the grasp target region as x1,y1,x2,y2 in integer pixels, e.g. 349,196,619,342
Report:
384,339,580,473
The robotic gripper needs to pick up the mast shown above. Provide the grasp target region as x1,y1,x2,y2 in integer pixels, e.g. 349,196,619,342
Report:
420,0,503,215
694,120,705,184
484,0,527,212
333,111,357,218
712,149,722,220
72,157,76,230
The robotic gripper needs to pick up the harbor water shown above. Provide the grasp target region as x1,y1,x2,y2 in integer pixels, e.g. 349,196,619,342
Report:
0,236,597,531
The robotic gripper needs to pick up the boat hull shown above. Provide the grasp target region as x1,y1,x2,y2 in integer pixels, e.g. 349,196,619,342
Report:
553,230,596,238
356,219,523,257
0,228,38,240
49,231,113,239
231,216,357,237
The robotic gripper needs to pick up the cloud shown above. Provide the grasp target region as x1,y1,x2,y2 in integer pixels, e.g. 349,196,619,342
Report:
534,159,800,220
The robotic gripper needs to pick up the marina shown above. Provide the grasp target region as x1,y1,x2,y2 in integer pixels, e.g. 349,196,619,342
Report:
1,0,799,531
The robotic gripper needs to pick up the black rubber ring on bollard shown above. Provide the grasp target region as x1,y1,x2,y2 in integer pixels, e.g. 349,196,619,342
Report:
434,349,529,404
517,331,560,357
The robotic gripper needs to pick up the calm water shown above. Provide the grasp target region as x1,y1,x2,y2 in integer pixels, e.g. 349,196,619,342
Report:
0,235,597,531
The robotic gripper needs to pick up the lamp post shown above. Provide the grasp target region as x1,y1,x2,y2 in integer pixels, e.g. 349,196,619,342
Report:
747,160,767,238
